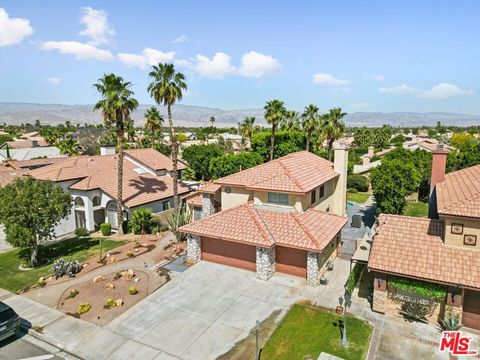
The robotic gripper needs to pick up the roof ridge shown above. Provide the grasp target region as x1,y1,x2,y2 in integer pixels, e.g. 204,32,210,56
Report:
305,208,347,220
278,160,304,192
290,211,321,250
245,204,274,245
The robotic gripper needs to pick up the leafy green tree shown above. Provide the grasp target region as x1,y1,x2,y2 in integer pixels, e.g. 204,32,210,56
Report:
148,63,187,208
371,159,421,214
182,167,196,181
176,133,189,143
447,140,480,172
264,99,287,161
144,106,164,148
94,73,139,235
181,144,223,180
390,134,406,147
251,131,306,162
323,108,346,154
56,135,80,156
450,133,475,149
209,152,263,179
0,177,72,266
0,134,14,146
301,104,320,151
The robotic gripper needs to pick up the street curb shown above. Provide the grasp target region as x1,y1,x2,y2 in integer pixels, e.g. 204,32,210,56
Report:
20,323,84,359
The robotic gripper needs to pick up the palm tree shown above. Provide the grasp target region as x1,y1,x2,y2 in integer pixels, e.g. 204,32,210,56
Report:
56,135,80,156
323,107,347,155
281,110,301,131
239,116,256,139
148,63,187,208
210,116,215,138
144,106,164,148
302,104,320,151
264,99,286,161
94,73,139,235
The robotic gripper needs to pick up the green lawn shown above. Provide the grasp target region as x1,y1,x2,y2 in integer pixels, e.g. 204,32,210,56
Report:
0,237,126,293
403,201,429,217
261,304,373,360
347,192,371,204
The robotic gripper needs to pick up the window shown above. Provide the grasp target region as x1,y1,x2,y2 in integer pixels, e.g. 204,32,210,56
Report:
194,207,202,221
74,197,85,209
319,185,325,199
267,192,289,205
92,196,101,207
162,201,171,211
311,190,316,204
225,187,232,194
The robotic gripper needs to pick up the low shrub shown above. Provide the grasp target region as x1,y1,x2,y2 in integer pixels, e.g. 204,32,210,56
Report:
126,251,134,258
100,223,112,236
347,175,369,192
104,298,116,309
389,276,446,300
76,303,91,315
345,263,365,295
37,277,46,287
74,227,89,237
67,288,79,299
128,287,138,295
51,259,82,279
440,308,462,331
348,188,358,194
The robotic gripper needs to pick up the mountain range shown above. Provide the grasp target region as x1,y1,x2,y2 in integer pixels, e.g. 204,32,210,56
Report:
0,102,479,128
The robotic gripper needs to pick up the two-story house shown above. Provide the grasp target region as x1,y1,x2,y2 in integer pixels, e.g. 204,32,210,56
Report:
368,145,480,330
180,147,349,286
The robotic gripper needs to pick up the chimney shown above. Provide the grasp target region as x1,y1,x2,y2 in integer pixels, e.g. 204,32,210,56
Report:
428,144,448,219
333,143,348,216
367,146,374,157
100,146,116,156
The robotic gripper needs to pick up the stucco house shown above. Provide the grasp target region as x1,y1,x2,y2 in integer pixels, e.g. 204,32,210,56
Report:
368,145,480,330
27,148,191,238
180,147,349,285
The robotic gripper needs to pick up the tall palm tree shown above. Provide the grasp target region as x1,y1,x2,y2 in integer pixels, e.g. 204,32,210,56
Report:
144,106,164,148
264,99,286,161
323,107,347,156
94,73,139,235
56,135,80,156
148,63,187,208
209,116,215,138
239,116,256,139
281,110,301,131
302,104,320,151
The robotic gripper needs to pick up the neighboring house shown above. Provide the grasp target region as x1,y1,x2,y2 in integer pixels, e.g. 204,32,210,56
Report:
184,132,197,140
403,138,455,152
20,131,49,146
368,145,480,330
2,157,68,171
180,147,349,285
28,148,191,238
0,144,63,162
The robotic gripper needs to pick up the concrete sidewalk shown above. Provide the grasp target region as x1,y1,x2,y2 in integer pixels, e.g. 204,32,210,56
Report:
0,289,177,360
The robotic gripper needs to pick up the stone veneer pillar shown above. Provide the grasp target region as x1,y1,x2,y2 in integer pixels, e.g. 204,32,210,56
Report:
186,235,201,263
202,194,215,218
307,252,320,286
372,272,387,313
256,247,275,280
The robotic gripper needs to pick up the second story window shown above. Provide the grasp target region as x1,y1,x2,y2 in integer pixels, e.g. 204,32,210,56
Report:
311,189,316,204
319,185,325,199
267,192,289,205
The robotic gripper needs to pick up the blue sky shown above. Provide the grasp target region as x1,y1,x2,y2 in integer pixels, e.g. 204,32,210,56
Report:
1,1,480,114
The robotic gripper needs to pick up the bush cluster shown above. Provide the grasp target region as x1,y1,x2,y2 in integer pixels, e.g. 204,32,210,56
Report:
74,227,89,237
345,263,364,295
51,259,82,279
347,175,369,192
100,223,112,236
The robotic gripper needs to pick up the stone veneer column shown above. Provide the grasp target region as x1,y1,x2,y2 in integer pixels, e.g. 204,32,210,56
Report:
187,235,201,263
307,252,320,286
256,247,275,280
202,194,215,218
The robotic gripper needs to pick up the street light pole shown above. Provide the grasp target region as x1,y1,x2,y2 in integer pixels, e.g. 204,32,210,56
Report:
255,320,260,360
342,291,351,347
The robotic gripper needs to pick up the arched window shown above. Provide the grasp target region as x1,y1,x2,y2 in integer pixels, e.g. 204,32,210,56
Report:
92,196,101,207
106,201,119,229
74,197,85,209
106,201,118,211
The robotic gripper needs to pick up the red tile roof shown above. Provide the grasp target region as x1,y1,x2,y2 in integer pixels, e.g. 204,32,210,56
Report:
4,157,67,170
28,149,190,208
180,202,347,251
436,164,480,219
184,190,203,207
368,214,480,289
214,151,338,194
125,148,186,172
200,182,222,194
0,166,26,187
5,139,49,148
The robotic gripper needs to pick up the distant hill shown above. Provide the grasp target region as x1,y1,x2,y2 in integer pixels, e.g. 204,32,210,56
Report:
0,102,479,128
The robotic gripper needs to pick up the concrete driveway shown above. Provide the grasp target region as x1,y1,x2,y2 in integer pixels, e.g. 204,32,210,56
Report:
106,261,315,359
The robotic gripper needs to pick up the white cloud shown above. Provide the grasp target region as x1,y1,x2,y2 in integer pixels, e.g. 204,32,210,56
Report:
118,47,175,69
47,77,61,85
379,82,473,100
313,73,350,86
0,8,33,47
79,7,114,45
40,41,113,61
195,52,237,78
373,74,385,81
171,35,189,44
239,51,281,78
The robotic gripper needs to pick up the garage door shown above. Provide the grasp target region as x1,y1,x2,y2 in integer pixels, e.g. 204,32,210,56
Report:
275,246,307,277
201,237,256,271
463,289,480,330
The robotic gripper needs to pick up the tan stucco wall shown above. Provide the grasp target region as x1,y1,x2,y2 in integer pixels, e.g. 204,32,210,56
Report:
442,216,480,250
300,179,336,213
221,186,253,210
318,233,340,276
254,190,297,209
